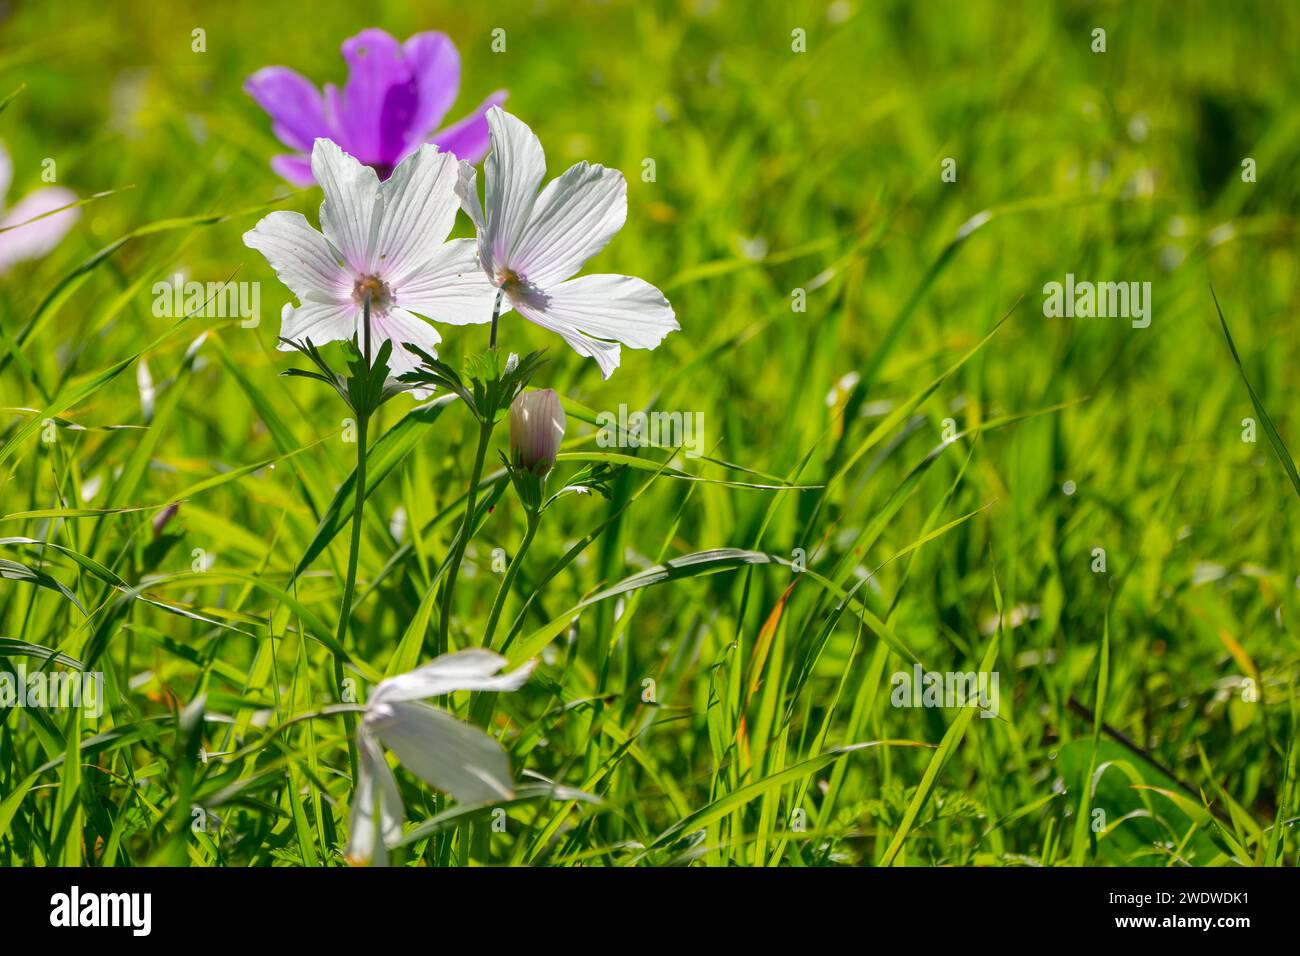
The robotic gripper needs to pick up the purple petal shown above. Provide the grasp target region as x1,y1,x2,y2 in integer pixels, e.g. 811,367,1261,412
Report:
431,91,508,163
402,32,460,142
270,153,317,186
334,29,417,166
0,187,79,273
245,67,330,153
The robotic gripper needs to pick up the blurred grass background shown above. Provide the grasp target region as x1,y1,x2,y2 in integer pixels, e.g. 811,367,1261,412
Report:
1,0,1298,865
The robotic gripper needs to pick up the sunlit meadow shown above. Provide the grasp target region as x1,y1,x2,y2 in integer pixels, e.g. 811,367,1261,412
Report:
1,0,1298,868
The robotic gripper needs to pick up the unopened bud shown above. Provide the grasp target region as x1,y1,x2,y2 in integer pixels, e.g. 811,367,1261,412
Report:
509,389,565,476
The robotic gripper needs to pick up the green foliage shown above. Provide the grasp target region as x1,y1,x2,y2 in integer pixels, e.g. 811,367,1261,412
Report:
1,0,1298,867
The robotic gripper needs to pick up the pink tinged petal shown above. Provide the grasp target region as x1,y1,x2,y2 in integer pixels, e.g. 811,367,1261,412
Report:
242,210,351,303
244,67,330,153
483,107,547,268
276,300,359,350
372,144,461,283
372,701,517,804
402,32,460,140
0,188,79,273
394,239,498,327
269,153,316,186
346,731,403,866
311,137,383,275
511,161,627,288
431,90,508,164
335,29,415,166
370,306,442,381
372,649,535,705
455,160,494,281
514,273,678,379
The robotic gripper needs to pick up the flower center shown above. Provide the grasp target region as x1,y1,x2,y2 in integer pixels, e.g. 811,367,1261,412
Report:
353,274,392,312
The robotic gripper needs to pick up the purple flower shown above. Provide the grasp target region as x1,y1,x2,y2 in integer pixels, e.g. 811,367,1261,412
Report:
245,28,505,187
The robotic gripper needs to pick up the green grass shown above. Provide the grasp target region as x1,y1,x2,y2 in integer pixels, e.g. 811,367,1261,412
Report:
1,0,1299,867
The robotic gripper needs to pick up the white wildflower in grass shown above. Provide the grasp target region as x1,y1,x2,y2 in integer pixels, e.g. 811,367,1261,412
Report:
243,137,498,382
347,649,536,867
456,107,679,377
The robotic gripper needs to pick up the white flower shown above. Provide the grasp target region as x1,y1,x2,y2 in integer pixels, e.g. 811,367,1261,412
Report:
243,137,498,384
346,649,535,866
456,107,679,378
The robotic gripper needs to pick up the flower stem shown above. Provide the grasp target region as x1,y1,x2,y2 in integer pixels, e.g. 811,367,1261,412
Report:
488,287,503,350
438,418,494,655
483,510,539,651
334,291,374,790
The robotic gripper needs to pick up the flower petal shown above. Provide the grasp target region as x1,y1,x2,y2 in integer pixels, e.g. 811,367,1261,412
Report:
346,730,403,866
455,160,494,280
0,142,11,202
372,649,535,705
333,29,415,166
371,306,442,381
0,188,79,273
372,144,460,282
277,300,358,350
373,701,518,805
483,107,546,268
514,273,678,378
394,238,498,327
432,90,508,164
243,210,351,303
311,137,382,275
244,66,331,153
269,154,316,187
511,161,626,288
402,32,460,141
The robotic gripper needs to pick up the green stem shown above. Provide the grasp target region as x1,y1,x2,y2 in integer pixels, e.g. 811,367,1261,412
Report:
462,508,539,865
488,287,503,350
335,292,374,790
334,409,366,786
483,510,539,651
438,418,494,655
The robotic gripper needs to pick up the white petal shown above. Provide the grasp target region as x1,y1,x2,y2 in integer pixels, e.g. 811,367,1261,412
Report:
370,306,442,379
311,137,382,275
372,649,535,705
455,160,494,281
277,300,358,349
243,211,351,304
375,144,461,284
0,188,79,273
0,143,11,203
395,238,498,327
511,162,626,287
483,108,546,268
346,731,404,866
373,701,518,805
515,274,678,379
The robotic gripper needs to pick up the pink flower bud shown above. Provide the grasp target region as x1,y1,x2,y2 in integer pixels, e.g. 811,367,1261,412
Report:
509,389,566,476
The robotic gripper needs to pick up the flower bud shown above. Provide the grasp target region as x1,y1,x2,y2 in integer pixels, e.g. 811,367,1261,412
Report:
509,389,566,476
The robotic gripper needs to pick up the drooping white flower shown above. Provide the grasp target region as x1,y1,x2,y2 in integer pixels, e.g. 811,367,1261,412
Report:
244,137,498,383
346,649,535,866
456,108,679,378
